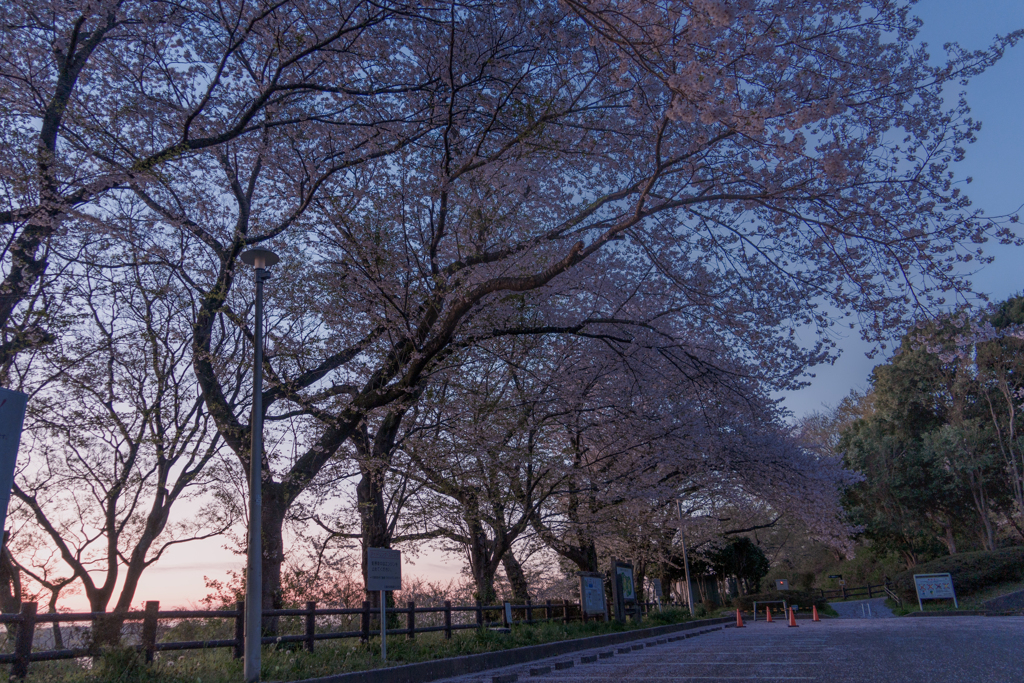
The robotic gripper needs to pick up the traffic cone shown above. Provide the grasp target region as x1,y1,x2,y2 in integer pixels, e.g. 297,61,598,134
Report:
812,605,820,622
736,608,745,628
765,606,773,623
788,607,799,628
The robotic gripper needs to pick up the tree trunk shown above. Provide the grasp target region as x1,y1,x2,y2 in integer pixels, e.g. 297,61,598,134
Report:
502,551,530,604
358,463,392,610
261,484,288,634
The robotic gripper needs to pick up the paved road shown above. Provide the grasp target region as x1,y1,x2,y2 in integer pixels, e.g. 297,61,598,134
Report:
827,597,896,619
436,616,1024,683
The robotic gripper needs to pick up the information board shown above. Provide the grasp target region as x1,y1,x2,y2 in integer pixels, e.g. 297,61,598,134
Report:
0,388,28,537
366,547,402,591
581,575,606,615
651,578,663,599
913,573,957,610
616,566,636,601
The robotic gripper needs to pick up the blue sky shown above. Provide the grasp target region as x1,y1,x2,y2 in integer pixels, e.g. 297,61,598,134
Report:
781,0,1024,418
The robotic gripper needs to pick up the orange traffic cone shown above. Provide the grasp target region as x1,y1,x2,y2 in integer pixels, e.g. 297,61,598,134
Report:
812,605,820,622
736,608,745,628
765,606,773,622
787,607,799,628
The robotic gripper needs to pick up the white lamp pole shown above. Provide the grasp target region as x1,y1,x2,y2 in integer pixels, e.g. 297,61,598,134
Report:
675,499,696,617
240,248,279,683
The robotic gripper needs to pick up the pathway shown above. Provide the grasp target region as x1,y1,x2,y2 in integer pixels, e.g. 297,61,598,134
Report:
827,597,895,619
432,616,1024,683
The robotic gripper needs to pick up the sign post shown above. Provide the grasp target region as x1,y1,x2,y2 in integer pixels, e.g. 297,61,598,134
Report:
610,558,637,622
579,571,608,621
366,548,401,661
0,388,28,540
913,573,957,611
651,578,663,611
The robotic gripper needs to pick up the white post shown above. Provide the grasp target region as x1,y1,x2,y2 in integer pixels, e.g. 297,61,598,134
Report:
381,589,386,661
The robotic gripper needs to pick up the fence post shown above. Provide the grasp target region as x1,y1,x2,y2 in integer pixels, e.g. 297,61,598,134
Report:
581,601,588,624
444,600,452,640
304,601,316,653
142,601,159,663
233,601,244,659
868,584,873,599
562,599,570,624
525,598,533,624
841,585,847,600
475,599,483,627
361,601,371,643
546,599,552,622
407,601,415,640
11,601,37,680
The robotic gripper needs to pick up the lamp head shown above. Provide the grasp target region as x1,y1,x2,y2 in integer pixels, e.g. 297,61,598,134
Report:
240,248,280,270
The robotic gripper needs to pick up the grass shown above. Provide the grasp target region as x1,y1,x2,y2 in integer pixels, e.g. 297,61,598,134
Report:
23,608,698,683
886,578,1024,616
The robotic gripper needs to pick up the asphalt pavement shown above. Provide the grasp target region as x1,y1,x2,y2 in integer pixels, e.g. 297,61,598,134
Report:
434,616,1024,683
827,597,896,618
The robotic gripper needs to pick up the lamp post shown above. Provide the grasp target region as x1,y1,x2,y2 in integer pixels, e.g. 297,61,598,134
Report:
240,248,279,683
675,499,696,617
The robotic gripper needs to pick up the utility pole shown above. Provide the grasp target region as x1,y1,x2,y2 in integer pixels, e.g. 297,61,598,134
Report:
241,248,278,683
676,499,696,616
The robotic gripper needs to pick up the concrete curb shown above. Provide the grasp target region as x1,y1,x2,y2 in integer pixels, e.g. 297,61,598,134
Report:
902,610,1024,617
289,616,733,683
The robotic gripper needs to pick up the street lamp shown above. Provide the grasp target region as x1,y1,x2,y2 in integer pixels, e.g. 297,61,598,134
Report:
675,499,696,617
240,248,279,683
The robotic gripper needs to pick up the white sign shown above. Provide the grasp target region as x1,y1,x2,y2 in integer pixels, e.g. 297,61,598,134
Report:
0,388,28,537
366,547,401,591
616,566,636,601
504,601,513,625
581,576,606,615
913,573,957,610
651,578,663,599
775,579,790,591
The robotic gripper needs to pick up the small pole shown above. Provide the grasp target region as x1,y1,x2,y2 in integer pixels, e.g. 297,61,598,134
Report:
444,600,452,639
380,590,386,662
361,601,370,642
12,601,37,679
562,599,570,624
305,601,316,653
407,601,415,640
142,601,159,663
234,601,245,659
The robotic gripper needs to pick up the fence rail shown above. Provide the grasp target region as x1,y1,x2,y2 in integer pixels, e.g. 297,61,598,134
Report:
0,597,665,679
816,582,894,602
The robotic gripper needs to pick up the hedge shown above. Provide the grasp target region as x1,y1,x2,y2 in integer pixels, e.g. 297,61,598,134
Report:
892,547,1024,601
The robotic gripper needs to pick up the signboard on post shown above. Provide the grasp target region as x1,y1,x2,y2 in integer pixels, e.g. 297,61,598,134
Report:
610,558,637,623
579,572,607,619
0,387,28,540
775,579,790,591
651,578,663,610
366,547,402,591
366,548,401,661
913,573,957,611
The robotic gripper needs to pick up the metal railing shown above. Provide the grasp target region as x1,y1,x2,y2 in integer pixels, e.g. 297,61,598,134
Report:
816,582,895,602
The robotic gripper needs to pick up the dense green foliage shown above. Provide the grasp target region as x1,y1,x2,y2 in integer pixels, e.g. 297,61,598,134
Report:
839,296,1024,567
891,547,1024,602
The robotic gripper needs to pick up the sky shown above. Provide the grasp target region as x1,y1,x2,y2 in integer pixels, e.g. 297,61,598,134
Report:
47,0,1024,611
780,0,1024,418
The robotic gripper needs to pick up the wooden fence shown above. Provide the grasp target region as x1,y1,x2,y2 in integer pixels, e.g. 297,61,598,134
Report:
0,597,665,679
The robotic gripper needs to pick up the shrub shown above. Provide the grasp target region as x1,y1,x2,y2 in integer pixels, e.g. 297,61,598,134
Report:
892,547,1024,601
732,589,828,612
